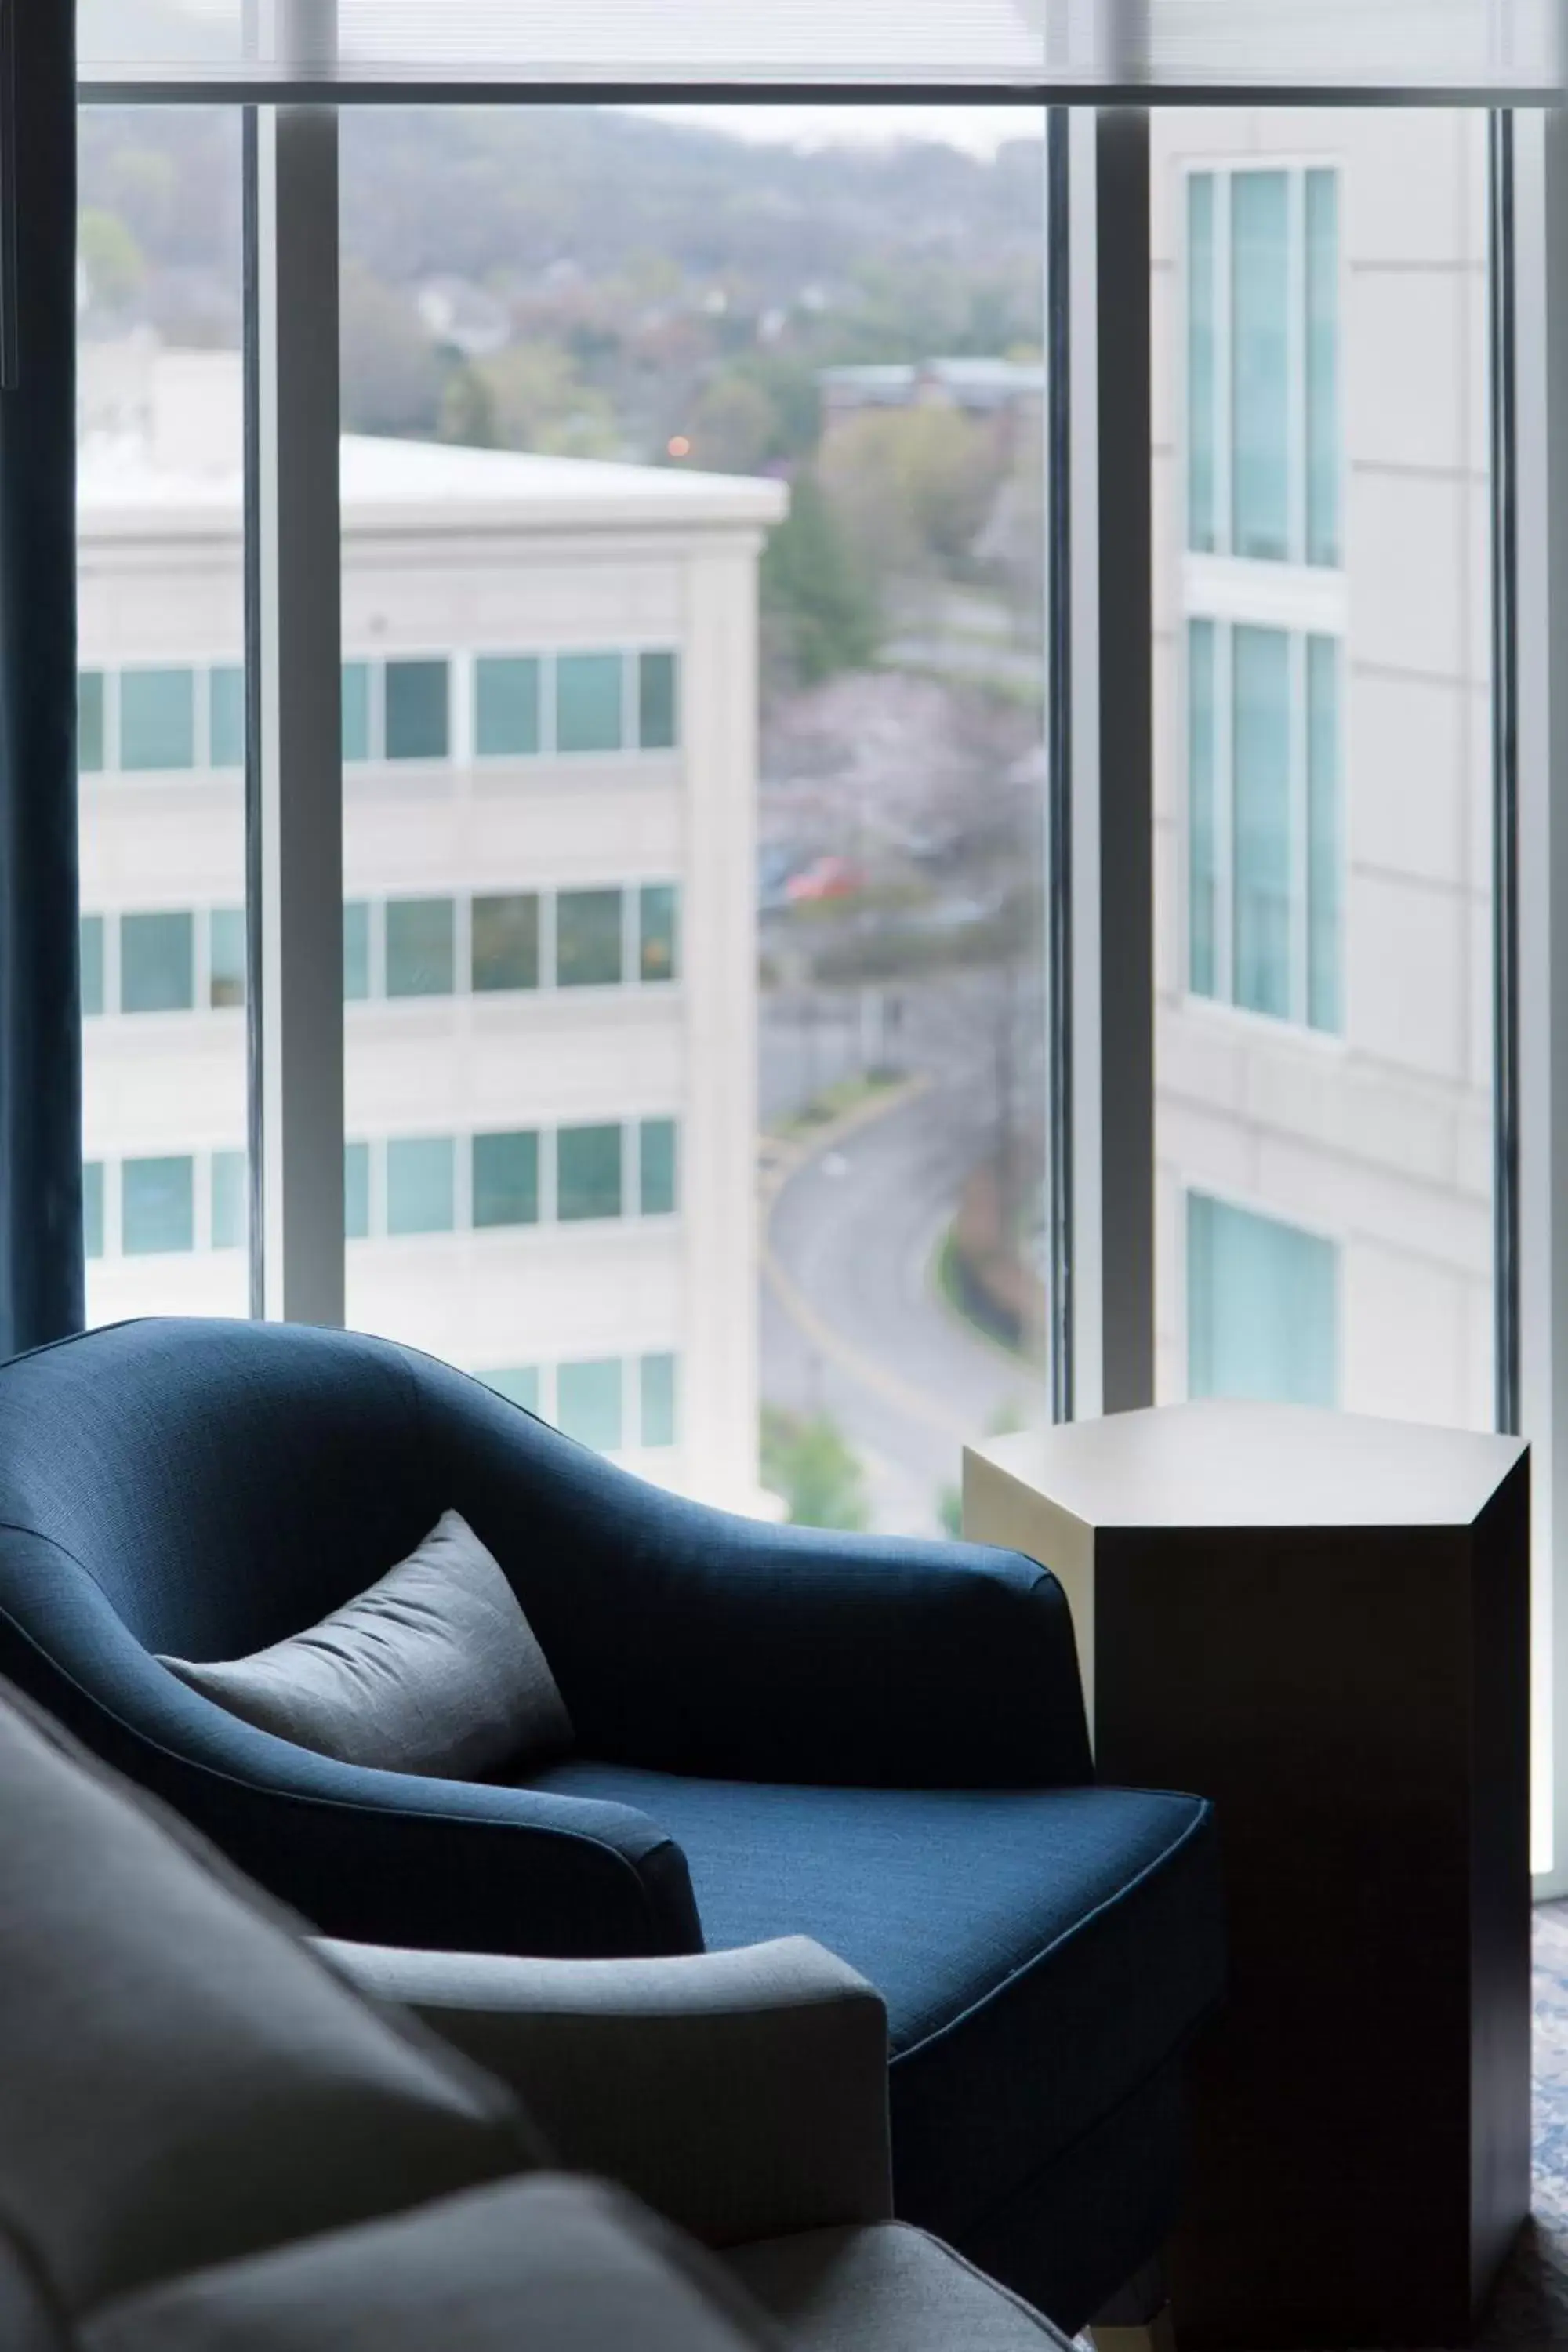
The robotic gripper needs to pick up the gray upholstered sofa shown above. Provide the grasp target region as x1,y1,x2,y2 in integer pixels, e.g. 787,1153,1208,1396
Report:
0,1673,1075,2350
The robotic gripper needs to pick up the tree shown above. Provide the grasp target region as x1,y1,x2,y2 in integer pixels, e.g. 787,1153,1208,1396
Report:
340,260,444,437
78,209,147,310
688,373,779,474
818,405,1000,586
443,341,619,459
760,1405,869,1530
760,471,880,689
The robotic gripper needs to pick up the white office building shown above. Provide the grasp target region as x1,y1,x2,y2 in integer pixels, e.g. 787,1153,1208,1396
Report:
77,348,784,1509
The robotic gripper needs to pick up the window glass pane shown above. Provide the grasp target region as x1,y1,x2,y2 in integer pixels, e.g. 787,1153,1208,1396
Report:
122,1155,194,1254
342,661,371,762
80,916,105,1018
343,901,371,1000
1305,170,1340,569
1230,172,1290,562
83,1162,104,1261
474,1130,539,1227
1186,621,1218,1000
556,889,623,987
1187,1192,1337,1406
120,668,196,771
1306,635,1341,1034
211,1149,246,1249
485,1366,541,1412
209,906,246,1007
557,1357,623,1451
120,911,194,1014
639,884,679,983
1230,626,1291,1019
638,651,677,750
344,1141,371,1240
555,652,623,753
385,897,456,996
1186,174,1217,555
386,1135,456,1234
640,1117,677,1216
557,1123,623,1221
639,1352,677,1447
476,655,540,756
472,893,539,991
209,664,245,768
78,672,105,774
384,658,449,760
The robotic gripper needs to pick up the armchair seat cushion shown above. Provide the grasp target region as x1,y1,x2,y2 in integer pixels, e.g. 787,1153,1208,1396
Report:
726,2221,1073,2350
522,1762,1225,2252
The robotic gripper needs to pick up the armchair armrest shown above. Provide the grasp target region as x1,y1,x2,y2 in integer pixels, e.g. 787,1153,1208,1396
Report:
317,1933,893,2250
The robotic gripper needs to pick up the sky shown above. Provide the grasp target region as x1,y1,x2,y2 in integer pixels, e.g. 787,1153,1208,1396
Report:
624,103,1044,159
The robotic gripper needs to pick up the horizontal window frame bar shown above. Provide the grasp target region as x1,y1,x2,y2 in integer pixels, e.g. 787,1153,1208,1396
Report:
78,78,1564,109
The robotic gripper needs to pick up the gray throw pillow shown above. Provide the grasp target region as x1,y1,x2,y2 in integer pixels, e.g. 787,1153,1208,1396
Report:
159,1509,572,1779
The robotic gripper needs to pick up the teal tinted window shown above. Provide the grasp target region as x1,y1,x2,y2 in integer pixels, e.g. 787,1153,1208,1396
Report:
485,1366,541,1413
1187,621,1218,1001
476,656,540,757
1305,170,1340,569
1231,627,1291,1020
1188,1192,1337,1407
639,1118,677,1216
80,916,105,1018
344,1142,371,1240
209,666,245,768
209,907,246,1007
83,1162,104,1260
555,653,623,753
472,894,539,992
1307,635,1341,1034
120,669,196,771
385,659,449,760
556,1358,623,1452
78,672,105,774
640,1352,677,1448
638,885,678,983
386,1135,456,1234
120,912,194,1014
1187,175,1217,554
637,652,677,750
385,898,455,996
122,1156,194,1254
556,890,623,988
474,1131,539,1228
557,1124,623,1221
211,1150,246,1250
343,901,371,1001
1230,172,1290,562
342,662,371,763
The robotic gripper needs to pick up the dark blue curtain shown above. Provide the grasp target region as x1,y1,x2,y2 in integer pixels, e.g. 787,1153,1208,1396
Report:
0,0,81,1352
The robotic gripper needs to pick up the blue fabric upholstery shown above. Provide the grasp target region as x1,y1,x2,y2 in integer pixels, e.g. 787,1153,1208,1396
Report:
0,1317,1225,2330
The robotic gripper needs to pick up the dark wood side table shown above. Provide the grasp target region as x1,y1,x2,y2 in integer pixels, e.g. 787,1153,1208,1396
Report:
964,1401,1530,2351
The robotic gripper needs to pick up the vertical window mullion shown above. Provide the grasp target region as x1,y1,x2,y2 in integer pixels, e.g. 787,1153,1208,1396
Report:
1287,169,1308,566
1217,621,1236,1005
1217,170,1233,557
1288,630,1309,1022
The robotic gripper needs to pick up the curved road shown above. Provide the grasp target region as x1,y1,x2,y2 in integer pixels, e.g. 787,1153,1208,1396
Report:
762,1076,1047,1535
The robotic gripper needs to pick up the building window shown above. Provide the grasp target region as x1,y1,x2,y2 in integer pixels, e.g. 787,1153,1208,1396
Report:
384,657,450,761
555,889,623,988
119,667,197,772
209,908,246,1008
343,902,371,1001
120,911,195,1014
386,1135,456,1234
1186,1191,1338,1406
557,1356,623,1451
385,898,456,997
555,652,623,754
473,1130,539,1228
639,1117,677,1216
637,651,678,750
638,884,678,983
122,1155,194,1255
211,1150,246,1250
639,1352,677,1447
344,1142,371,1240
557,1123,623,1221
83,1162,104,1261
1186,619,1341,1033
484,1366,541,1413
475,655,540,757
342,661,372,764
80,916,104,1018
1185,165,1340,568
209,665,245,769
78,672,106,775
471,893,539,992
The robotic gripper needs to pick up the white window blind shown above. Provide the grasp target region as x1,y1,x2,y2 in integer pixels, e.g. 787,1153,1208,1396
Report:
78,0,1565,96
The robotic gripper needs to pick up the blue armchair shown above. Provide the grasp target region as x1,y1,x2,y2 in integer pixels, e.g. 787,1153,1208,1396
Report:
0,1317,1224,2332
